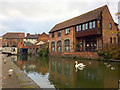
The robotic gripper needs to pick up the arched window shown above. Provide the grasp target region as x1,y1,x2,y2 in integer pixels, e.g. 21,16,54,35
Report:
57,40,62,51
64,39,70,51
51,41,55,51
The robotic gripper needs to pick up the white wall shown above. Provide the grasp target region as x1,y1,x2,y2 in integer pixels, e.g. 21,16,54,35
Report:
23,39,37,44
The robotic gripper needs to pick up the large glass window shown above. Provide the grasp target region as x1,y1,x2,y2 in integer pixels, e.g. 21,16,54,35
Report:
64,39,70,51
65,28,69,34
93,21,96,28
51,41,55,51
57,40,62,51
89,22,92,29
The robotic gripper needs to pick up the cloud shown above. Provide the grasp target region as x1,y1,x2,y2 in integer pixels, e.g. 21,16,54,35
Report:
0,0,119,36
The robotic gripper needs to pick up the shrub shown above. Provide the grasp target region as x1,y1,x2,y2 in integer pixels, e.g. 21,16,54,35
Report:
38,44,49,56
104,50,112,59
111,49,120,60
38,50,43,56
97,51,104,56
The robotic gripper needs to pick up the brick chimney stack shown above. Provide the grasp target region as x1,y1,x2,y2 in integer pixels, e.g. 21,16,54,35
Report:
27,33,30,36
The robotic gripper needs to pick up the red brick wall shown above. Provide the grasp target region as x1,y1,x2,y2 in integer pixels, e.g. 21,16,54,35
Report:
49,27,75,53
64,52,98,59
2,38,24,48
2,33,25,48
102,6,118,47
0,38,2,48
38,33,49,43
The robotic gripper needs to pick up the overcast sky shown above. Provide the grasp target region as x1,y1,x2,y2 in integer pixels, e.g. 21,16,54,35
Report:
0,0,119,36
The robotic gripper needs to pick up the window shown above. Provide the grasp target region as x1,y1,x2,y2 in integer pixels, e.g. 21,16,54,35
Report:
110,37,112,44
65,28,69,34
97,20,100,28
118,37,120,45
58,31,61,37
64,39,70,51
76,25,81,31
8,39,10,41
76,26,79,31
93,21,96,28
110,23,112,29
89,22,92,29
52,32,54,38
51,42,55,51
82,24,85,30
86,23,88,30
79,25,81,31
57,40,62,51
114,38,116,44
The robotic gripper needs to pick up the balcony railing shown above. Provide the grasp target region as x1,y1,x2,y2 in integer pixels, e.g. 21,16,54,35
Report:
75,28,102,37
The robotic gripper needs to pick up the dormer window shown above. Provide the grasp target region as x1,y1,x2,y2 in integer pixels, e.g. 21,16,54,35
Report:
110,23,112,29
82,24,85,30
85,23,88,30
65,28,69,34
89,22,92,29
79,25,81,31
93,21,96,28
76,25,81,32
76,26,79,31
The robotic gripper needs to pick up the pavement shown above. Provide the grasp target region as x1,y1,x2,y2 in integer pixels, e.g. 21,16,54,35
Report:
1,54,40,89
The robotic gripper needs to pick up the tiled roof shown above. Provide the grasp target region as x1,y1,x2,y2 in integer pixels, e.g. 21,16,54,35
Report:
24,34,38,39
3,32,25,39
49,5,107,33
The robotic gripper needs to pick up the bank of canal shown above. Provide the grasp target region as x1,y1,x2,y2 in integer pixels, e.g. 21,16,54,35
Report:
2,54,40,88
8,55,119,88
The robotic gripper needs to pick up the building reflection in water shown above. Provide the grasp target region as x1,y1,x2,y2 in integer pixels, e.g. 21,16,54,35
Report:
7,55,119,88
49,57,118,88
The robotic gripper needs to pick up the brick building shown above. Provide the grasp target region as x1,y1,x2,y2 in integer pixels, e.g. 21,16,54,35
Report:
2,32,25,48
22,32,49,55
0,36,2,51
36,32,49,45
49,5,118,58
23,33,38,44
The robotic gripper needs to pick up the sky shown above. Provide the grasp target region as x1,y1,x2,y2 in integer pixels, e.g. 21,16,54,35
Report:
0,0,119,36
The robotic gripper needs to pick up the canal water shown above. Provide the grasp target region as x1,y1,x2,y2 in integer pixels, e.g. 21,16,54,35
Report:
8,55,119,88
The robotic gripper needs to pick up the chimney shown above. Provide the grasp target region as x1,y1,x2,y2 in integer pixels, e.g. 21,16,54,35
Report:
27,33,30,36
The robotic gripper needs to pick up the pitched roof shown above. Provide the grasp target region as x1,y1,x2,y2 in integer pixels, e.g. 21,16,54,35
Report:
3,32,25,39
24,34,38,39
49,5,107,33
40,32,49,36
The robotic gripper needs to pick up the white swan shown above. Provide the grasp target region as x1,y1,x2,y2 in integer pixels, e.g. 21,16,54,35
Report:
75,61,86,68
